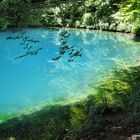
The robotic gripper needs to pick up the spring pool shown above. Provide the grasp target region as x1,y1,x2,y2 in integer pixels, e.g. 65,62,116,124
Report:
0,28,140,122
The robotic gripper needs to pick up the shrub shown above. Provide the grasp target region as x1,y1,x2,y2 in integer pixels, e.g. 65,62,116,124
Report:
133,26,140,36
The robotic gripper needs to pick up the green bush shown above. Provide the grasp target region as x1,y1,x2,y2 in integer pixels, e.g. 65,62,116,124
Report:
133,27,140,36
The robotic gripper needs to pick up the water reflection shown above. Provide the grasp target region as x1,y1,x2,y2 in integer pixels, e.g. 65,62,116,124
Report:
6,28,82,62
52,29,82,62
0,28,140,122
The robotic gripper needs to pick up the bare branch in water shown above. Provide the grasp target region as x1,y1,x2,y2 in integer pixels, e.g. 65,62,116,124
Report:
7,30,42,60
52,29,82,62
7,29,82,62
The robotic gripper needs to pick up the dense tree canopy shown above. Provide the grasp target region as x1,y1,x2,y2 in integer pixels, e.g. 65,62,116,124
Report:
0,0,140,35
114,0,140,35
0,0,32,29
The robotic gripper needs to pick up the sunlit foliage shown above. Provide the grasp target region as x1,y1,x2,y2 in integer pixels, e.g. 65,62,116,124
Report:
114,0,140,35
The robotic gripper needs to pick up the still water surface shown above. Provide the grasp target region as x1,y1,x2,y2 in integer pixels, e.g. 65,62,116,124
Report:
0,28,140,122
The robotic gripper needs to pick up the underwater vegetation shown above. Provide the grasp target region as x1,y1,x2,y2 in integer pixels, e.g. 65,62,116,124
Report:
1,65,140,140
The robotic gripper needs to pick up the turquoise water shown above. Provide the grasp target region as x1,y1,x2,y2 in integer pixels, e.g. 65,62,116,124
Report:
0,28,140,122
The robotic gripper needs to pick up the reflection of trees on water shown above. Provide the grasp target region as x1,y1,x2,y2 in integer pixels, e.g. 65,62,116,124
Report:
6,28,137,65
6,28,82,62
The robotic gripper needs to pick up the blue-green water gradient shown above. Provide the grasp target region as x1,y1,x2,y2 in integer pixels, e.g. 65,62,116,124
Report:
0,28,140,122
